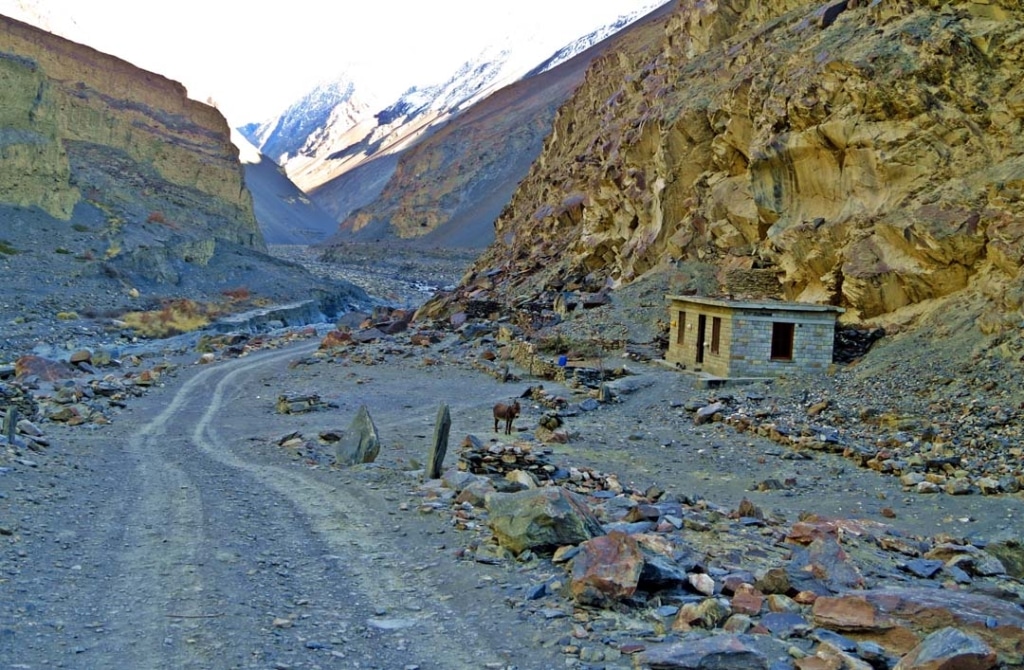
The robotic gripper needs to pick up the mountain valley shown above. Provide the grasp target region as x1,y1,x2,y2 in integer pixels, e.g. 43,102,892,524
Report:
2,2,1024,669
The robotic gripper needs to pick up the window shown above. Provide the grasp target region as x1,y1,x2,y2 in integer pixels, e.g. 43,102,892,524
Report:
771,322,795,360
710,317,721,355
677,311,686,345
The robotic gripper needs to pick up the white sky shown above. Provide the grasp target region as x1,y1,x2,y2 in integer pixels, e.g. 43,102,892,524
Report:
2,0,662,126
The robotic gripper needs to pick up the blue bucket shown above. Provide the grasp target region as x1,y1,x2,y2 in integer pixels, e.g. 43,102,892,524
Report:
557,355,568,367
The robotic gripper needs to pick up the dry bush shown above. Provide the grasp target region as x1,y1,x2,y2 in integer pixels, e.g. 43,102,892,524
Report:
146,211,167,224
120,299,213,338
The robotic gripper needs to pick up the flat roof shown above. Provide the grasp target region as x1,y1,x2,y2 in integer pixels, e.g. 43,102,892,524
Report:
666,295,844,314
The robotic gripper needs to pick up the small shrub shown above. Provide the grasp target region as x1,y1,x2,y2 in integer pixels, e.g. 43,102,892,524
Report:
146,211,167,224
71,223,90,233
0,240,18,255
119,299,213,338
56,311,80,321
55,247,72,255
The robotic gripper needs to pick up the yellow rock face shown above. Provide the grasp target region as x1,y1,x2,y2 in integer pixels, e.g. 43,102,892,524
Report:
468,0,1024,325
0,15,258,241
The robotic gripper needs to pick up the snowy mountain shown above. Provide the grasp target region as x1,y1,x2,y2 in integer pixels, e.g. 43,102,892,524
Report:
237,78,378,170
313,0,676,249
238,1,663,194
525,10,649,76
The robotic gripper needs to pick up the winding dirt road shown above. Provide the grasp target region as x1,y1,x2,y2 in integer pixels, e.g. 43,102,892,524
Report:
1,341,564,669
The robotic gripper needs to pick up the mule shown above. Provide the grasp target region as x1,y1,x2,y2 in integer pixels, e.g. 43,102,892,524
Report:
493,400,520,435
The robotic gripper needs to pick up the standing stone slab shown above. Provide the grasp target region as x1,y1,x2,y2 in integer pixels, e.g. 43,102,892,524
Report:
4,407,16,444
427,404,451,479
334,405,380,466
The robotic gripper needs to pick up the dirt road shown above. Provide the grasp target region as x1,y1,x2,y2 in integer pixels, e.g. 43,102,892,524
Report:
1,340,568,669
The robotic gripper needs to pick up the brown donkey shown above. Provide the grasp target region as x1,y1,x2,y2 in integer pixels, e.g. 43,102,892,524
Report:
493,400,520,435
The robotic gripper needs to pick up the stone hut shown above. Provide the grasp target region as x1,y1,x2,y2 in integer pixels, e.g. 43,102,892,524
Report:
665,296,844,378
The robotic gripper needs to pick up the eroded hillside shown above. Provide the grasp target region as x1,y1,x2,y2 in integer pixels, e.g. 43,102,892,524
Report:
0,15,369,358
428,0,1024,339
0,15,257,237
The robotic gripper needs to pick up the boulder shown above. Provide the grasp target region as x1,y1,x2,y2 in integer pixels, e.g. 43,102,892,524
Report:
319,330,353,349
485,486,604,555
334,405,380,466
894,627,996,670
69,349,92,364
694,402,724,425
812,595,895,633
15,355,76,382
815,588,1024,665
983,539,1024,579
570,531,644,606
788,537,864,593
638,634,768,669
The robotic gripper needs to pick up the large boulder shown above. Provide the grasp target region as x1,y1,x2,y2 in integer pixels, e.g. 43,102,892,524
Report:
814,588,1024,665
570,531,644,606
485,486,604,555
894,627,996,670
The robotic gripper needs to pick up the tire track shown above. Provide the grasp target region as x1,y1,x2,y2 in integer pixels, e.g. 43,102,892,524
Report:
187,344,495,668
105,341,530,668
25,339,565,669
109,355,246,668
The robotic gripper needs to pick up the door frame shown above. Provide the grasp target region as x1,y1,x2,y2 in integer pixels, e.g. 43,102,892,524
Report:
696,314,707,365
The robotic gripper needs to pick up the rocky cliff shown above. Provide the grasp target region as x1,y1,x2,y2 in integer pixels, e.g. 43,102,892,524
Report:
0,15,371,354
429,0,1024,335
0,14,260,245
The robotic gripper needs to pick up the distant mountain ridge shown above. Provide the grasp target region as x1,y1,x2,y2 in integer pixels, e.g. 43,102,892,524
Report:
313,2,675,251
238,78,378,174
237,2,664,221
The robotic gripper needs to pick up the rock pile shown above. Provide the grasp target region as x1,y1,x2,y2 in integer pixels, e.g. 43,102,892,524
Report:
0,349,184,473
457,435,621,493
416,440,1024,669
689,383,1024,497
11,353,178,428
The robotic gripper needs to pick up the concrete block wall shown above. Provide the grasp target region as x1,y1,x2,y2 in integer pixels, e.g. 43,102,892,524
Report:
731,314,836,377
667,298,839,378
